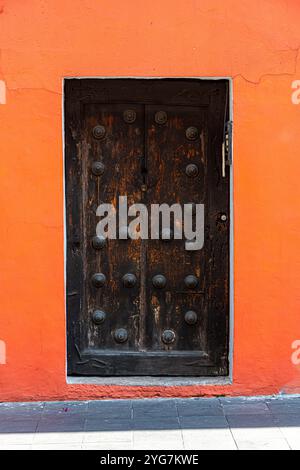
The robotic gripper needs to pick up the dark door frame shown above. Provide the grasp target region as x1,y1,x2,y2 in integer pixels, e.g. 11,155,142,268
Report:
64,77,233,378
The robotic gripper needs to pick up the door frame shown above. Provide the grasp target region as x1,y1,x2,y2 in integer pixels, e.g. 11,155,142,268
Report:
62,76,234,384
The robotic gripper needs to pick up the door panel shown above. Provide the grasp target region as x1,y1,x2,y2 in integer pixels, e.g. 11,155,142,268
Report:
65,79,230,376
145,105,208,354
81,104,144,354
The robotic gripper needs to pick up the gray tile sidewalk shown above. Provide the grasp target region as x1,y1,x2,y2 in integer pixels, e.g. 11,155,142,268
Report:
0,396,299,450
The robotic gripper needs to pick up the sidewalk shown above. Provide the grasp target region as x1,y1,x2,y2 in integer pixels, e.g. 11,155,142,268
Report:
0,396,299,450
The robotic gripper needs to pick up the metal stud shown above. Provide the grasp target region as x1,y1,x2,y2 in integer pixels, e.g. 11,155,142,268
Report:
184,310,198,325
91,273,106,288
92,309,106,325
185,163,199,177
122,273,137,288
155,111,167,125
220,213,227,222
91,161,105,176
91,235,106,250
152,274,167,289
114,328,128,343
92,125,106,140
184,275,198,289
186,126,199,141
161,228,173,241
162,329,176,344
123,109,136,123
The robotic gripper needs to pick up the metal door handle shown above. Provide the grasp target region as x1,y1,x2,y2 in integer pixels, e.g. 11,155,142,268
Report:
222,121,232,178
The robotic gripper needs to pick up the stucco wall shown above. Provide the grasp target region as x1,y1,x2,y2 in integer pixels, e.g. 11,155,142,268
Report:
0,0,300,401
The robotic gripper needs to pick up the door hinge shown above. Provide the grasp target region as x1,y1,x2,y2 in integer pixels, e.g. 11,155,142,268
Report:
222,120,233,177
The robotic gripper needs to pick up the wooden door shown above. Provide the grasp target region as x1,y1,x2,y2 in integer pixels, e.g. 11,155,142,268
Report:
65,79,230,376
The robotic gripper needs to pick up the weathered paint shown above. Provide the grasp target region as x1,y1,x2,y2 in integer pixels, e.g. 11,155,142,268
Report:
0,0,300,400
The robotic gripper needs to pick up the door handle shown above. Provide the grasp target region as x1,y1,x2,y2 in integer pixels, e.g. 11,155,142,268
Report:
222,121,232,178
222,141,226,178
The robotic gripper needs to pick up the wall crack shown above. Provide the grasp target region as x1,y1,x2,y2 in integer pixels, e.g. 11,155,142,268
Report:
233,47,299,85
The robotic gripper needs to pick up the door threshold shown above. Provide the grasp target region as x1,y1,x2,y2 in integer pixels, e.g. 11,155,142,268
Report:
67,376,232,386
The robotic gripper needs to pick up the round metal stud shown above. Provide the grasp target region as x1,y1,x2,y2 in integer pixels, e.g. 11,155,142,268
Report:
155,111,167,125
92,125,106,140
92,309,106,325
162,329,176,344
186,126,199,141
185,163,199,177
184,310,198,325
92,235,106,250
161,228,173,241
220,213,227,222
122,273,137,288
114,328,128,343
91,273,106,288
91,161,105,176
152,274,167,289
123,109,136,123
184,275,198,289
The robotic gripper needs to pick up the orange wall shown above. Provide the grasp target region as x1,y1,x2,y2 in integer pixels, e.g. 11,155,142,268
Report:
0,0,300,401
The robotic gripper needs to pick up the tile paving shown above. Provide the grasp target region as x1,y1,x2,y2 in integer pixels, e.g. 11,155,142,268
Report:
0,396,299,450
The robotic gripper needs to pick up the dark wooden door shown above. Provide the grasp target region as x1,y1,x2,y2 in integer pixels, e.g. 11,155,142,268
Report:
65,79,230,376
